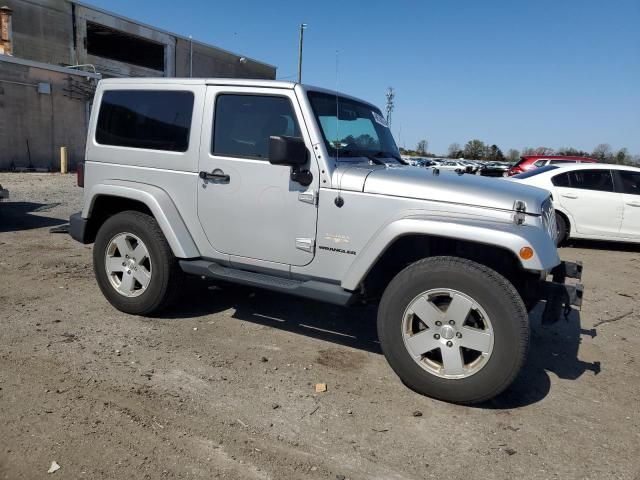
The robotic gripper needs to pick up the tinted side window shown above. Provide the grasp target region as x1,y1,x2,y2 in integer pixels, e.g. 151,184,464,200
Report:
568,170,614,192
96,90,194,152
550,160,576,165
619,170,640,195
552,172,570,187
534,160,546,167
212,95,300,159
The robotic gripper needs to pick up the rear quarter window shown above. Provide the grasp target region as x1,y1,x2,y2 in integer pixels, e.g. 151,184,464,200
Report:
551,172,570,187
96,90,194,152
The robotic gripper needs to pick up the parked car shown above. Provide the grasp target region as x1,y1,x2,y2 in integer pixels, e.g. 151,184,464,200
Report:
480,162,511,177
509,163,640,245
69,78,582,404
0,184,8,201
508,156,597,176
437,160,471,173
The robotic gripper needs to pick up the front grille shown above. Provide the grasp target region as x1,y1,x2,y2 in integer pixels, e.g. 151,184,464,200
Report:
541,198,557,242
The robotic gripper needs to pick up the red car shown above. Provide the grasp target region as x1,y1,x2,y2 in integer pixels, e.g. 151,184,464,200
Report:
507,155,598,176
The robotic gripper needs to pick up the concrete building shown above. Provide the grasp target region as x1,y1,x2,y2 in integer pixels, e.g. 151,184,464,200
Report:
0,0,276,170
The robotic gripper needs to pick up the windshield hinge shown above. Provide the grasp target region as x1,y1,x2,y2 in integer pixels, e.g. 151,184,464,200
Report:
298,190,318,206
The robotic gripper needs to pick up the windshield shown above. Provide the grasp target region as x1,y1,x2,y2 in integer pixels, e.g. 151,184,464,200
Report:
308,91,401,162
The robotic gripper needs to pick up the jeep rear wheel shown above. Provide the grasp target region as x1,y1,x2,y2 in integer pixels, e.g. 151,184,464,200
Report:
93,211,182,315
377,256,529,404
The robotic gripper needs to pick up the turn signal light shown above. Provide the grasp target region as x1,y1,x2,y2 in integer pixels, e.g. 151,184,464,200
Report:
519,246,534,260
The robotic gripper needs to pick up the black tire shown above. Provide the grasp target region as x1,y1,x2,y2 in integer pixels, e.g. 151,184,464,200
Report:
377,256,529,404
93,210,183,315
555,212,568,246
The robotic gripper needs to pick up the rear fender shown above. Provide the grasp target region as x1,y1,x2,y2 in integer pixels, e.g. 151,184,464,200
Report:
83,180,199,258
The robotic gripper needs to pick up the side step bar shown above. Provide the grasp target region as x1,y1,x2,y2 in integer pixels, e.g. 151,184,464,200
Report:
179,259,356,307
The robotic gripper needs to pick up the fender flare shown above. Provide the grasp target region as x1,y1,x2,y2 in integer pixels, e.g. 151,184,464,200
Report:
341,215,560,290
83,180,199,259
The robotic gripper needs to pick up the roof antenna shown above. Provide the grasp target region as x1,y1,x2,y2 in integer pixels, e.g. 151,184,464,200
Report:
334,49,345,208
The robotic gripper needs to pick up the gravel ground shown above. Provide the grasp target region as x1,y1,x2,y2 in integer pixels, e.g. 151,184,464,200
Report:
0,172,639,480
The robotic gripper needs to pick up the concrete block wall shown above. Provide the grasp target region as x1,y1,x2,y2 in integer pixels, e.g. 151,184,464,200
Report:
0,60,92,170
2,0,74,65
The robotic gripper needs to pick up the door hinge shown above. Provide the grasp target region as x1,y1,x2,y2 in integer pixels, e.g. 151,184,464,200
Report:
295,237,315,253
298,190,318,206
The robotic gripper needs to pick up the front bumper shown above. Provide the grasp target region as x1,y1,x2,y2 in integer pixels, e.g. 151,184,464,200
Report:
540,260,584,324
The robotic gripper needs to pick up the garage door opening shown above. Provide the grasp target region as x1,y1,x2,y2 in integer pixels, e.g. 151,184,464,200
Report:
86,22,165,71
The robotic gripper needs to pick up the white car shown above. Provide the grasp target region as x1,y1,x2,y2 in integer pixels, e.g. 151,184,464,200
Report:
437,160,468,172
509,163,640,245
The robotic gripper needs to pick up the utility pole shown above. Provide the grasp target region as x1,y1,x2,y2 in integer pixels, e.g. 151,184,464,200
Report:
189,35,193,78
297,23,307,83
385,87,395,126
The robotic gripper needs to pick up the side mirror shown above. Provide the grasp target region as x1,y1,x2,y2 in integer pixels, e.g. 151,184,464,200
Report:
269,136,307,166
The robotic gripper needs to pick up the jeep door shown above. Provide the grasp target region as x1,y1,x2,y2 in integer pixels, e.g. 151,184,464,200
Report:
197,86,319,266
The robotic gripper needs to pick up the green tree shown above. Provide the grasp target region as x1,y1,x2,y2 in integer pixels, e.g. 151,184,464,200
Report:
506,149,520,162
416,139,428,156
448,142,462,158
486,144,505,162
556,147,591,157
463,139,486,160
614,148,631,165
592,143,613,162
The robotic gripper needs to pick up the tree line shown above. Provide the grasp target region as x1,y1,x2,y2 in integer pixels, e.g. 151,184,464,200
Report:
400,139,639,165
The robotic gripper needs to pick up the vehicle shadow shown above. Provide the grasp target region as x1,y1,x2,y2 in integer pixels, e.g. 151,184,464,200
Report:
562,238,640,252
0,202,67,233
162,281,601,408
162,279,382,353
486,305,600,409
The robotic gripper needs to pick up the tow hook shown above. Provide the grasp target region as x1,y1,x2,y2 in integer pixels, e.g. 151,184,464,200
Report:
541,261,584,325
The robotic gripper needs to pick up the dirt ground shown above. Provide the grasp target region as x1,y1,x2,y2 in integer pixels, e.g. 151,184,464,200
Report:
0,172,639,480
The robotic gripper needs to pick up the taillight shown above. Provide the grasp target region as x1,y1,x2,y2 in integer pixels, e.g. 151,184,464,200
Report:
77,162,84,188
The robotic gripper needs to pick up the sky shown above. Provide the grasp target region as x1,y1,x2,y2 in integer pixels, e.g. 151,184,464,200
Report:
86,0,640,155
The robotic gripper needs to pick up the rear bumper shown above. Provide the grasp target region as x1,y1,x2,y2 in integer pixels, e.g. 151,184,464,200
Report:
540,260,584,324
69,212,90,243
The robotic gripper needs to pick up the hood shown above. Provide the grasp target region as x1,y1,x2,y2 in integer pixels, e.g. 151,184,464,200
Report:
332,164,550,214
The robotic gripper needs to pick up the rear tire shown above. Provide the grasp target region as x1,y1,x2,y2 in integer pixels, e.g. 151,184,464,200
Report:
377,256,529,404
93,211,183,315
555,212,568,246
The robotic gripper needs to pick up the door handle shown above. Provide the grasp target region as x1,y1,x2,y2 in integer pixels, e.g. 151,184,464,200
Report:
199,169,230,183
626,201,640,207
561,193,578,199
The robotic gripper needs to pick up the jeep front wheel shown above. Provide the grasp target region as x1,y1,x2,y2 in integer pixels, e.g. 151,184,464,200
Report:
93,211,182,315
377,256,529,404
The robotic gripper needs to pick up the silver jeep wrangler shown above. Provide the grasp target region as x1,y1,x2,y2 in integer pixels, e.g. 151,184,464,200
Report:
69,78,583,404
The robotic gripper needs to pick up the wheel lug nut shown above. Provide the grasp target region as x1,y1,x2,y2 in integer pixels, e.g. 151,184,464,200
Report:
446,341,453,347
122,262,126,266
435,321,442,326
127,270,131,274
456,332,462,338
449,320,455,325
433,334,440,339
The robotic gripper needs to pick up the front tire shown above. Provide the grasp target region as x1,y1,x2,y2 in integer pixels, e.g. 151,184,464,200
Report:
377,256,529,404
555,212,568,246
93,211,182,315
